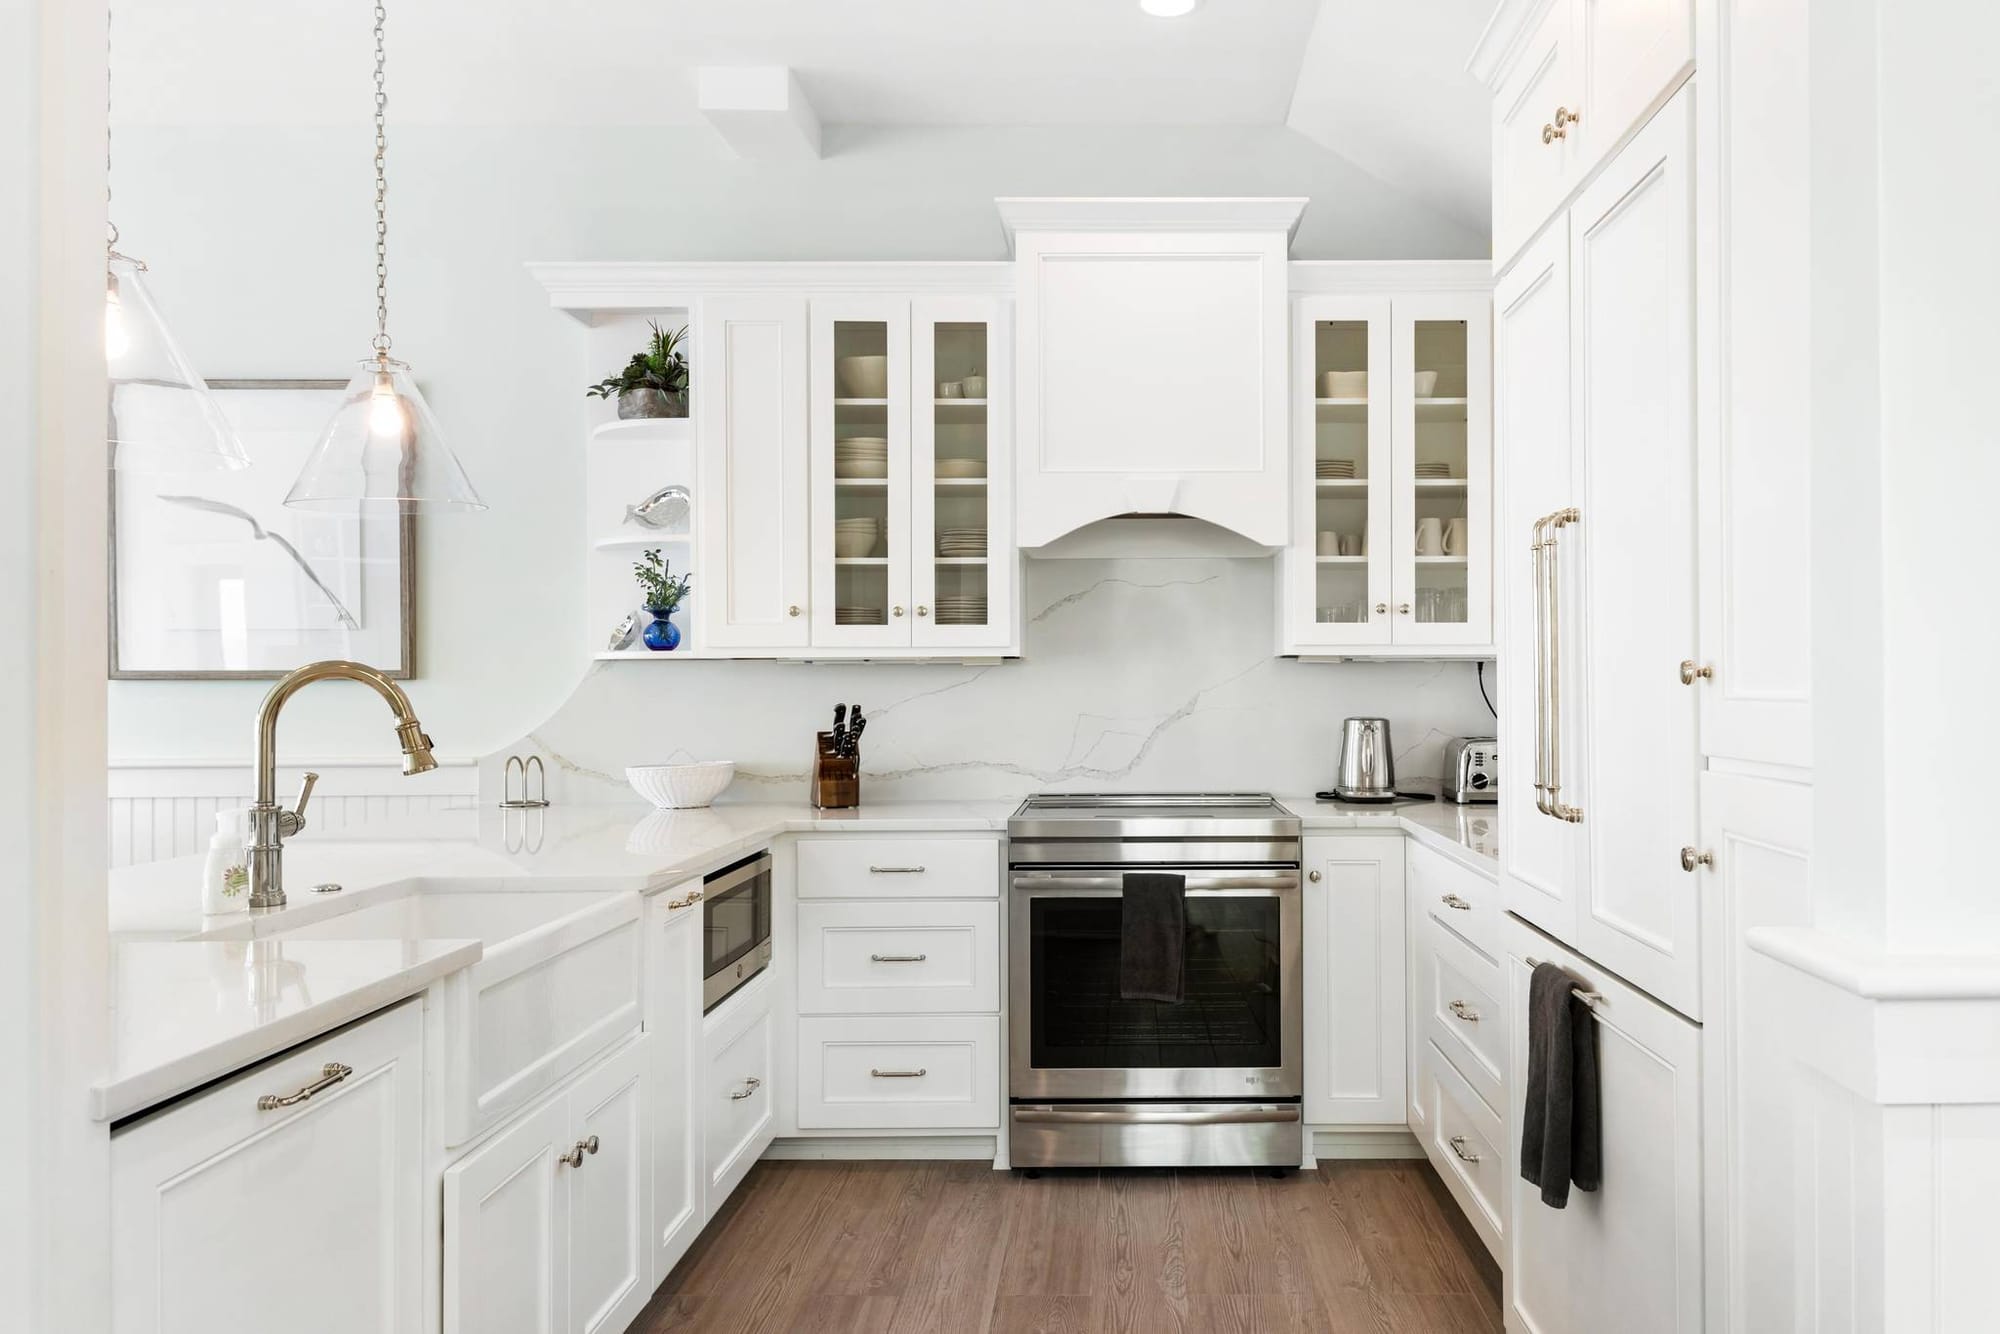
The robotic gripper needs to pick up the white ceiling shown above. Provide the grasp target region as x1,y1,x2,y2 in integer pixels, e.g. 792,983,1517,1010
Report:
115,0,1324,127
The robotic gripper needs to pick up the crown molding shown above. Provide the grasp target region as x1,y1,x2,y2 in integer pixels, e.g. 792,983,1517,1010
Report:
527,261,1015,321
994,197,1308,252
1288,260,1493,294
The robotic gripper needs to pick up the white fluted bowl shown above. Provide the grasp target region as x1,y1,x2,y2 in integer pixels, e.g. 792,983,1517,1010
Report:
626,762,736,809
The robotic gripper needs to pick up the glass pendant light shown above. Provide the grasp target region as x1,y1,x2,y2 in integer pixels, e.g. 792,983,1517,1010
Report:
286,0,485,515
105,13,249,472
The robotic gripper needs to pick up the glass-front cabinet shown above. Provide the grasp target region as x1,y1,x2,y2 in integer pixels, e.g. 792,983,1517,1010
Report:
1284,291,1492,652
809,295,1013,653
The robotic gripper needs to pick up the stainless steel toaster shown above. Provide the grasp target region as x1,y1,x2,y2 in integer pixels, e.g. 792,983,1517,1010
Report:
1441,736,1498,804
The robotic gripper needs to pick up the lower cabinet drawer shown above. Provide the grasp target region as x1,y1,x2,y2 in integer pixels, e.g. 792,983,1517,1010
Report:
1423,916,1506,1115
703,979,775,1205
796,1015,1000,1130
797,900,999,1014
1423,1040,1505,1260
796,837,1000,900
1410,841,1499,963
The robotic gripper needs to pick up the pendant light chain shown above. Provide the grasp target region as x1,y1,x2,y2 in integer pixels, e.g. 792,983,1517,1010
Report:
372,1,392,355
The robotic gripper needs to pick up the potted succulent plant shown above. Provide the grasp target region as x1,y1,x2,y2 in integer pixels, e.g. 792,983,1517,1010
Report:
633,548,693,651
588,321,690,419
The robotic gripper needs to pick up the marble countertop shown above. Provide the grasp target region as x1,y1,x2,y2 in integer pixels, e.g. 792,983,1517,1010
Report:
100,794,1492,1121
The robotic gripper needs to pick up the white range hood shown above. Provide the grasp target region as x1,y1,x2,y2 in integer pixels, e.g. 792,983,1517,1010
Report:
1000,197,1306,551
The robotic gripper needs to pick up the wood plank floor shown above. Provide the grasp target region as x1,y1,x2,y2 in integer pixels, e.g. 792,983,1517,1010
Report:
635,1159,1501,1334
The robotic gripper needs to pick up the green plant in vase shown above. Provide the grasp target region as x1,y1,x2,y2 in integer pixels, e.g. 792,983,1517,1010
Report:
587,321,690,420
634,549,692,652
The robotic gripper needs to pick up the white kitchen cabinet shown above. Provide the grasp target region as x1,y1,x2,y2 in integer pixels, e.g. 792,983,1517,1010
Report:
912,296,1013,649
1491,0,1579,270
647,892,703,1281
111,1001,426,1334
1503,917,1703,1334
1283,289,1492,654
1004,198,1299,547
795,1014,1001,1130
811,297,913,647
696,295,811,651
443,1035,652,1334
795,898,1000,1014
1574,0,1695,179
1301,833,1407,1125
702,975,775,1213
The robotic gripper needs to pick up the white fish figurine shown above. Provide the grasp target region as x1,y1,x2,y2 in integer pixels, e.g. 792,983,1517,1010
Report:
624,484,691,532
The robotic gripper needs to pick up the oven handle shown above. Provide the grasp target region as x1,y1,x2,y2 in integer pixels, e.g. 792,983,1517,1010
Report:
1008,870,1299,894
1013,1106,1302,1127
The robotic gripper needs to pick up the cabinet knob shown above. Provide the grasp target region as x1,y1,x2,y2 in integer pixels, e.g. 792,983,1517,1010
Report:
893,605,905,618
1373,602,1388,615
788,605,801,618
1308,869,1322,883
917,605,930,617
1555,104,1581,128
559,1144,585,1169
1680,846,1714,873
1396,602,1412,615
1542,122,1562,144
582,1134,600,1156
1679,659,1714,685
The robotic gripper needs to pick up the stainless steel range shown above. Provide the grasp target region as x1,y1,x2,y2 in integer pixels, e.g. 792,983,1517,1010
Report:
1007,793,1303,1170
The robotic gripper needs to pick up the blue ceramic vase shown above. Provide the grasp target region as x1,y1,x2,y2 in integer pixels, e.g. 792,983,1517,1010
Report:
642,607,682,652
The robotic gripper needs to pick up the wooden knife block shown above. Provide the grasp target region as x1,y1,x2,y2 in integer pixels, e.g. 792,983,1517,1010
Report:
810,732,860,810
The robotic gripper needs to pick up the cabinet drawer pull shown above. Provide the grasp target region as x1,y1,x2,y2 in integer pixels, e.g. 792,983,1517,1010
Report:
1448,1135,1482,1164
870,953,928,963
729,1076,763,1101
870,1068,928,1079
1447,1000,1481,1022
256,1062,353,1111
1440,893,1472,911
868,865,926,874
666,888,704,911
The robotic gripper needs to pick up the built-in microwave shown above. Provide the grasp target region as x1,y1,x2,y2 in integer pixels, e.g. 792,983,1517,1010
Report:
702,850,773,1012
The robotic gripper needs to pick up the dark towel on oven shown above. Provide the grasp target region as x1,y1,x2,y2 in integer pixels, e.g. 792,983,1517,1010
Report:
1519,960,1601,1208
1119,872,1187,1003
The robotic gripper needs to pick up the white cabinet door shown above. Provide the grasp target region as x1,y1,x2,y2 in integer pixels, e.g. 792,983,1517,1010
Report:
912,295,1014,650
696,295,810,650
1574,0,1695,173
1495,221,1583,944
1302,833,1407,1125
111,1002,426,1334
1567,87,1703,1018
566,1038,650,1334
1492,0,1579,268
1389,293,1493,646
1504,918,1703,1334
1287,295,1394,649
443,1096,569,1334
812,297,912,647
648,898,703,1280
702,981,775,1212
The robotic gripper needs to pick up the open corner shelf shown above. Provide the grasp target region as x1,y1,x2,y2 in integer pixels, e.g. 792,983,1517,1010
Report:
591,416,692,445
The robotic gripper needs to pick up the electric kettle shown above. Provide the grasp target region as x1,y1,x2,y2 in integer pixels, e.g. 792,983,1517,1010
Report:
1332,717,1397,802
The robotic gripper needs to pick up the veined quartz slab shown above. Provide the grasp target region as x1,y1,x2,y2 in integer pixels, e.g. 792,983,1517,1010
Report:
1275,795,1499,878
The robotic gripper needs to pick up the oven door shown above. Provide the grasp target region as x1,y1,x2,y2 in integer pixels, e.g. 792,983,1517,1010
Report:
1008,867,1302,1100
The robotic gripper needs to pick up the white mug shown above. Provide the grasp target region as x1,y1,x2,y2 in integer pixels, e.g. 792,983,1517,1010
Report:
1317,531,1340,556
1443,517,1468,556
1339,534,1361,557
1415,517,1444,556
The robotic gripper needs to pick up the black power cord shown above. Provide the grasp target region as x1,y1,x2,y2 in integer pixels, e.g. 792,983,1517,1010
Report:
1476,660,1498,719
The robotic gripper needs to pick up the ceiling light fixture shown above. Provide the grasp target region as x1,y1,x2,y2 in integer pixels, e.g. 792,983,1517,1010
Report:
105,10,249,473
286,0,485,515
1139,0,1202,16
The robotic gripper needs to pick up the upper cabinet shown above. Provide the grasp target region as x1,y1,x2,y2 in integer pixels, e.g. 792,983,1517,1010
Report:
1476,0,1694,270
1281,275,1494,656
1002,198,1303,548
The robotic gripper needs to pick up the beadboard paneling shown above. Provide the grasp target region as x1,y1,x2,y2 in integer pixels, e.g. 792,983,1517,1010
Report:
106,761,478,868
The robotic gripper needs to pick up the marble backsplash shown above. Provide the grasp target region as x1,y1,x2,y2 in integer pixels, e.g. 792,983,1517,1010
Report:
510,557,1498,804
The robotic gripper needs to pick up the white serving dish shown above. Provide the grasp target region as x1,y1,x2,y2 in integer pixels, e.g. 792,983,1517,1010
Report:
625,761,737,810
1414,370,1441,397
1320,370,1368,397
837,355,889,397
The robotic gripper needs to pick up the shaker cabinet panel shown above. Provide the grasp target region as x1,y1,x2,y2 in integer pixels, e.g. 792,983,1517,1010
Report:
1492,0,1578,269
696,295,811,650
811,298,913,648
111,1002,427,1334
1302,834,1407,1125
648,897,703,1279
1575,0,1695,171
566,1040,651,1334
443,1091,569,1334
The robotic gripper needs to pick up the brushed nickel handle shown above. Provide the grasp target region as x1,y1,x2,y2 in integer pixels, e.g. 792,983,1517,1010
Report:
1539,508,1584,823
1308,870,1322,883
893,605,905,618
257,1062,353,1111
666,887,704,910
1680,847,1714,873
1531,513,1550,814
788,605,801,617
1448,1000,1481,1022
1448,1135,1482,1163
559,1144,585,1169
917,605,930,617
1373,602,1388,615
1524,956,1605,1009
1542,122,1563,144
1679,659,1714,685
870,1068,927,1079
1440,893,1472,911
729,1077,762,1101
1554,105,1581,128
868,865,926,874
870,952,928,963
582,1134,600,1156
1016,1106,1300,1127
1396,602,1412,615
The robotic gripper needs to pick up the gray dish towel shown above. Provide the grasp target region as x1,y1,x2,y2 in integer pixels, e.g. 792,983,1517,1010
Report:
1119,872,1187,1003
1519,960,1601,1208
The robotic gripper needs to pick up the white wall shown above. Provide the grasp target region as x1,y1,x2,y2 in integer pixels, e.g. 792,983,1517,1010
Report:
107,121,1486,768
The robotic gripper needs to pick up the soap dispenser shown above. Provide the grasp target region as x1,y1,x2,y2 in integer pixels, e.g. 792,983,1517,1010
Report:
201,808,252,915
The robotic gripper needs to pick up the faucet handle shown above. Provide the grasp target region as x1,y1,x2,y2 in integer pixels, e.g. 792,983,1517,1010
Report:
280,771,320,838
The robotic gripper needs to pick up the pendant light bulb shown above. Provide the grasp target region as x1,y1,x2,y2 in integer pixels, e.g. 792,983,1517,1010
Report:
104,279,131,360
368,367,406,437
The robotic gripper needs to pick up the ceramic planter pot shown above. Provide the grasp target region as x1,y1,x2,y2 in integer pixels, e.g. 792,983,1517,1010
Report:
617,388,689,420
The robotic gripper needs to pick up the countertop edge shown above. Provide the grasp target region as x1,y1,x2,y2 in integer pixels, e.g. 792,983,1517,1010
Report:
93,938,482,1124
